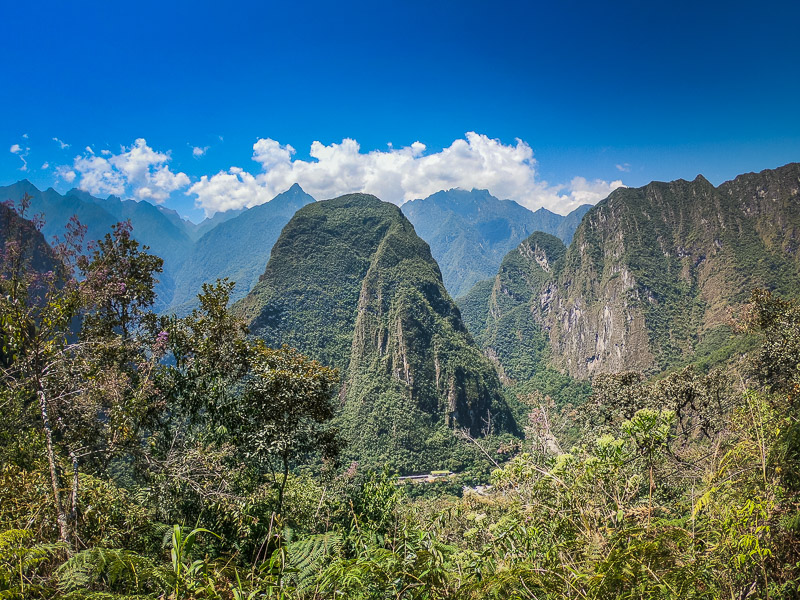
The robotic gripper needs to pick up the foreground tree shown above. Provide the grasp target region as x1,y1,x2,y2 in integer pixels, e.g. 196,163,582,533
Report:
242,342,340,514
1,196,83,543
0,201,164,545
146,280,342,542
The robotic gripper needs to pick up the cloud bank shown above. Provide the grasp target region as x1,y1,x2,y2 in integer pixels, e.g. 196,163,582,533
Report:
57,133,623,215
61,138,189,202
190,133,623,216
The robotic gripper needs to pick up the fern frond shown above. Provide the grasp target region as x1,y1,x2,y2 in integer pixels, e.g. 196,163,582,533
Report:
57,548,168,596
284,531,343,590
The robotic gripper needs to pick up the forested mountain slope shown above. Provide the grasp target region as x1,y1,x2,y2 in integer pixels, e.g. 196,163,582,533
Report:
0,201,60,280
462,163,800,379
459,232,566,382
236,193,516,471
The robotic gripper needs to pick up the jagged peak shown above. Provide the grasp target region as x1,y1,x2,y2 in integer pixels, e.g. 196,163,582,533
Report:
8,179,39,193
719,161,800,190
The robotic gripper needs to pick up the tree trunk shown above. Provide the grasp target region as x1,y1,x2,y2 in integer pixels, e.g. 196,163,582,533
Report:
37,387,69,544
277,453,289,516
69,449,79,542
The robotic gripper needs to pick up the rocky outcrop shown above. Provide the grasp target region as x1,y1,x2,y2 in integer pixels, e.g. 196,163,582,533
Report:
545,164,800,377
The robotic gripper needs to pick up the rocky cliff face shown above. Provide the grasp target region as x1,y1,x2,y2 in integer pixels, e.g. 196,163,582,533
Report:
544,163,800,377
236,193,515,471
459,163,800,380
459,232,566,384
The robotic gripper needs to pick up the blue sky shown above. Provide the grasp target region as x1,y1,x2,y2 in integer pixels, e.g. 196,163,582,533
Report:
2,0,799,221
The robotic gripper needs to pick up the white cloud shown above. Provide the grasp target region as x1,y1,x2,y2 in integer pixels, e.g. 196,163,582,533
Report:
56,165,76,183
188,167,276,213
10,143,29,171
252,138,295,169
615,163,631,172
22,133,28,139
192,145,209,157
61,138,190,202
41,162,50,169
557,176,624,208
52,137,70,150
189,132,624,216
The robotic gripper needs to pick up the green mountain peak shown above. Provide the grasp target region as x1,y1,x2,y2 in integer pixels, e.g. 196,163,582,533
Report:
236,193,515,472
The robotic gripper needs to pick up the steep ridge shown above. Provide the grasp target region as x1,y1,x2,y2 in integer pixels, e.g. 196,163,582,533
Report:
0,202,60,279
192,208,245,240
466,163,800,379
236,193,515,471
169,184,314,315
460,232,566,384
402,188,590,297
68,188,194,272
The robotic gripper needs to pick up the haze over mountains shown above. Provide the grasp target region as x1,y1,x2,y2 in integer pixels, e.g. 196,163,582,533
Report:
0,180,588,313
0,180,194,311
169,184,315,314
402,188,591,297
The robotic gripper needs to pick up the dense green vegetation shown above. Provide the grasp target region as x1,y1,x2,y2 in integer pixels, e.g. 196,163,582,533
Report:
457,232,591,410
2,193,799,597
3,163,800,599
236,194,516,473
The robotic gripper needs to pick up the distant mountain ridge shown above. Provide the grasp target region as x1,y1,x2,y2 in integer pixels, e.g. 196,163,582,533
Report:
0,180,194,311
0,181,316,315
1,181,598,318
401,188,591,297
167,183,315,315
236,193,516,472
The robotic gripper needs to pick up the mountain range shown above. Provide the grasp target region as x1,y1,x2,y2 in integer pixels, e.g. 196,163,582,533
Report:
402,188,591,297
459,163,800,378
0,182,589,314
3,162,800,470
0,180,195,311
